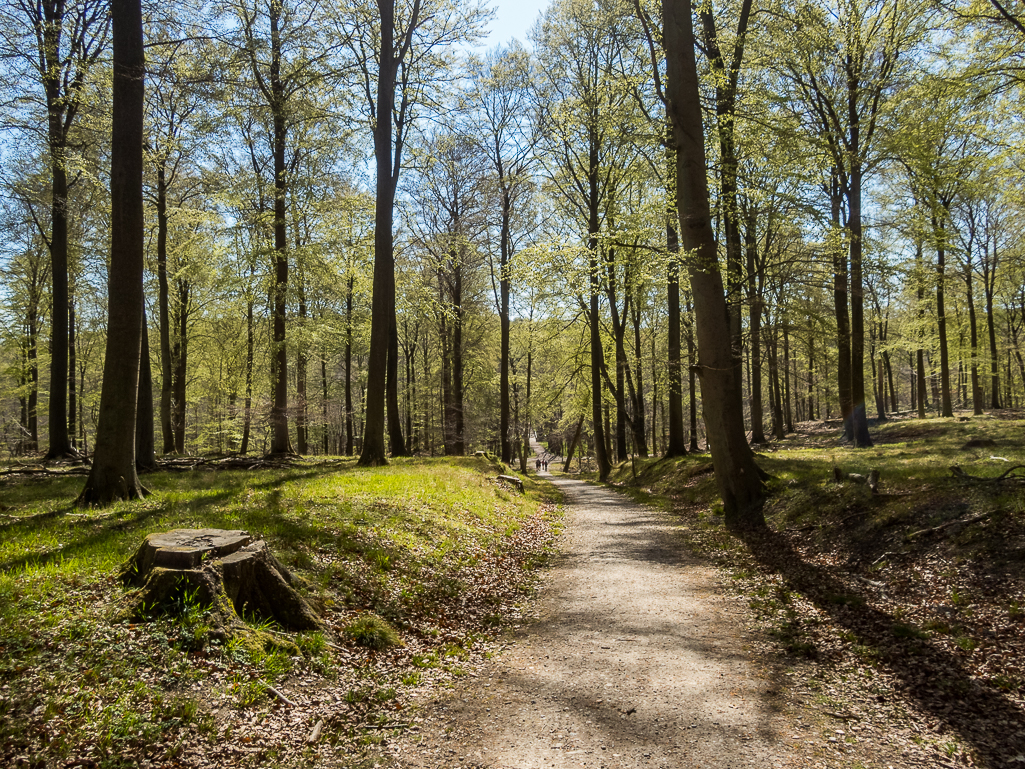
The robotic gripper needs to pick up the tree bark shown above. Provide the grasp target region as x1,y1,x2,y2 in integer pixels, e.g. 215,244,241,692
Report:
155,164,175,453
345,274,354,454
78,0,146,504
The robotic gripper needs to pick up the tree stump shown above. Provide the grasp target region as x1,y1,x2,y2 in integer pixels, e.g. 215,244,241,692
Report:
120,528,322,632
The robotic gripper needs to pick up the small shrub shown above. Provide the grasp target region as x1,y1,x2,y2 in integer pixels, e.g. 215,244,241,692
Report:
344,613,401,650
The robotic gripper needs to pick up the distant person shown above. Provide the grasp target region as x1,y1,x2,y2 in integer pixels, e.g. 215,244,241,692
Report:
535,458,541,471
543,460,548,471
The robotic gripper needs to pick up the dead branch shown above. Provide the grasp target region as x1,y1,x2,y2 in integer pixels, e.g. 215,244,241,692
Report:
950,465,1025,483
259,679,295,707
908,512,991,540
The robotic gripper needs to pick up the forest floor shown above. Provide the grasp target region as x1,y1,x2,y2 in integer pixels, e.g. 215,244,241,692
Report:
597,411,1025,769
0,455,563,768
1,413,1022,768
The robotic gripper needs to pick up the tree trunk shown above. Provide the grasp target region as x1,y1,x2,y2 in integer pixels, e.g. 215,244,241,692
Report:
830,169,854,439
664,0,764,527
240,298,254,454
172,281,189,454
78,0,146,504
563,415,584,473
345,274,354,455
847,163,872,445
630,299,648,456
663,146,687,457
155,164,175,453
499,183,512,463
934,214,954,417
965,262,983,415
268,5,292,455
137,310,157,471
746,210,765,442
588,129,611,480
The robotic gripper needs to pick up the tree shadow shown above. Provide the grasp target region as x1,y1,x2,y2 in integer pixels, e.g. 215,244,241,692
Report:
740,527,1025,766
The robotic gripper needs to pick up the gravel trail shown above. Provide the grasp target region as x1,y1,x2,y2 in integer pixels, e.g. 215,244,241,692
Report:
385,457,812,768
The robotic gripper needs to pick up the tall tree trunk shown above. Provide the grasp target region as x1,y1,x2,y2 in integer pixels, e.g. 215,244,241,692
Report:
345,274,354,455
452,257,465,455
321,352,329,454
68,293,77,447
830,169,854,439
27,304,39,451
268,4,292,454
78,0,146,503
359,0,399,466
588,129,611,480
155,164,175,453
296,278,308,453
387,308,406,455
499,183,512,463
934,213,954,417
665,0,764,526
848,163,872,445
746,211,765,443
663,145,687,457
783,322,793,433
630,299,648,456
686,298,699,452
983,244,1001,409
807,321,816,420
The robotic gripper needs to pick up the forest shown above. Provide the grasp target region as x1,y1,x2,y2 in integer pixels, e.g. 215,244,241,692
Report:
2,0,1023,501
2,0,1025,766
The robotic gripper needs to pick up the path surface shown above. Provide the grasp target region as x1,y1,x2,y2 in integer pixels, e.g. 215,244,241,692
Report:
384,448,810,768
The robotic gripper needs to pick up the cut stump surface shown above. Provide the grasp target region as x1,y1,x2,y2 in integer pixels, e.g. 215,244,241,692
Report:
121,528,322,632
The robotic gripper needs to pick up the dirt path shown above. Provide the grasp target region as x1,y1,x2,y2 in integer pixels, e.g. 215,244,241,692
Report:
382,458,813,768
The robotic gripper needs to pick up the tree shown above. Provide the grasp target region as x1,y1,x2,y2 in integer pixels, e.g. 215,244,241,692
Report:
780,0,927,445
663,0,765,527
2,0,110,459
465,44,536,464
78,0,146,503
345,0,488,465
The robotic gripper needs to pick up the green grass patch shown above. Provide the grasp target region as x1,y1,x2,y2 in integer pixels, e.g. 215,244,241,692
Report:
0,455,561,767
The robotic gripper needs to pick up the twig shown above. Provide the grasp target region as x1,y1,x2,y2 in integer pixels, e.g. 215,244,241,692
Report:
258,679,294,707
364,722,409,730
872,551,900,566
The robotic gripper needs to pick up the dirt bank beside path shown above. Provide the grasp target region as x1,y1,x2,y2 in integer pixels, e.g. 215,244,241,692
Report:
377,465,826,769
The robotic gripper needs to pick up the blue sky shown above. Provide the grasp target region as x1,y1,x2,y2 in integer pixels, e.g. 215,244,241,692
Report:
484,0,550,48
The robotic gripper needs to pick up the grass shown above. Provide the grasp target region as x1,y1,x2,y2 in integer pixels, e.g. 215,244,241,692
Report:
0,454,561,767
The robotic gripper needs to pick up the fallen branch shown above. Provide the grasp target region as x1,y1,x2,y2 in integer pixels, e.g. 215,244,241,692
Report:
364,722,409,730
258,679,294,707
908,512,991,540
950,465,1025,483
871,551,900,566
308,718,325,744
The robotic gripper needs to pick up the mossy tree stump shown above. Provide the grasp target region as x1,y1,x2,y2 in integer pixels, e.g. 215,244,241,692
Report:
121,529,322,632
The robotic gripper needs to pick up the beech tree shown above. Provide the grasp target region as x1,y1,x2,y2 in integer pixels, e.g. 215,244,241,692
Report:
663,0,765,526
78,0,145,503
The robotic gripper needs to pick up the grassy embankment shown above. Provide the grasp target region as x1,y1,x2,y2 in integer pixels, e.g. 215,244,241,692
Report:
597,413,1025,767
0,455,560,768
